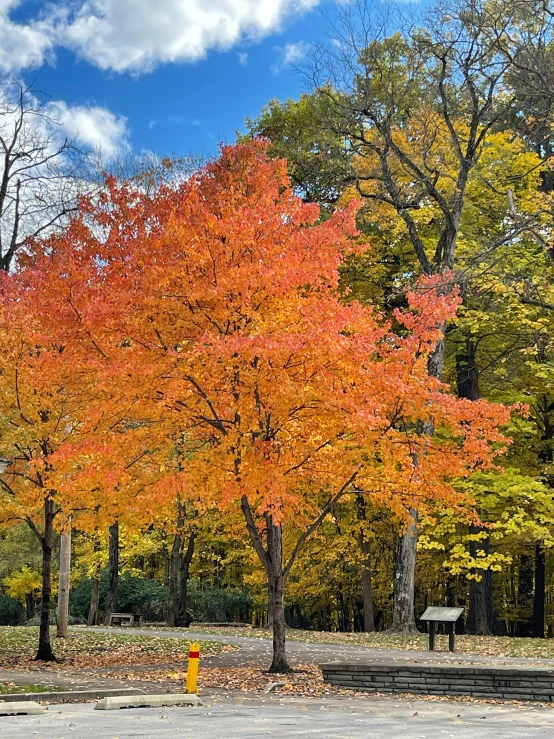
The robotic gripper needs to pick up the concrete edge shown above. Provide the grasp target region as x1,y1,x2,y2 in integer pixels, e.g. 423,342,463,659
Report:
0,701,43,716
95,693,202,710
318,662,554,676
0,687,147,704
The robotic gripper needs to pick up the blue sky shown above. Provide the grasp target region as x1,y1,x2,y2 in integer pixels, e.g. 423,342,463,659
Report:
2,0,339,159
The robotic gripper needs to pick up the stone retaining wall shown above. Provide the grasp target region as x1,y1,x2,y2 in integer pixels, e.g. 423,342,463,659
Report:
319,662,554,701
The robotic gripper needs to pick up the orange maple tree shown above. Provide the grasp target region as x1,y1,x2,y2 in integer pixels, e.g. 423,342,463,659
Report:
13,142,514,671
0,271,157,661
0,285,91,661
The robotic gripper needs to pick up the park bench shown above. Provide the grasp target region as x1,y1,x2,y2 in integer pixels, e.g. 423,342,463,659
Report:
108,612,143,627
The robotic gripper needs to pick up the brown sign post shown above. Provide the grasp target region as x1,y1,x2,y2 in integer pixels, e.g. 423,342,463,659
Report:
420,607,464,652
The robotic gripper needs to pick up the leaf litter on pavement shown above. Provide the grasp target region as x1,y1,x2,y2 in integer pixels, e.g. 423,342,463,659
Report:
4,625,554,710
93,661,554,709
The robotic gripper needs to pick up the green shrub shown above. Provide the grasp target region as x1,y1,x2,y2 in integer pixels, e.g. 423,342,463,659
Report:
70,572,169,621
188,579,253,622
69,576,103,621
0,593,25,625
69,573,253,624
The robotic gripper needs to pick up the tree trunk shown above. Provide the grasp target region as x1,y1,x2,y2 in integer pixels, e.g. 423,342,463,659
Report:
267,583,275,629
445,575,455,607
240,484,357,673
391,337,446,633
35,498,56,661
533,543,546,638
391,509,419,632
241,496,290,670
266,518,290,672
468,571,494,635
339,590,350,631
268,568,289,672
25,592,34,620
163,546,170,587
56,526,71,638
517,553,533,637
356,494,374,632
178,533,195,627
104,522,119,625
361,556,374,633
88,566,100,626
167,532,181,627
467,525,495,635
534,380,552,637
456,339,480,401
456,339,497,635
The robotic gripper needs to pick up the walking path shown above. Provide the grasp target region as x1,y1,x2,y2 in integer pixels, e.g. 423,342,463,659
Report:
78,626,554,668
4,626,554,695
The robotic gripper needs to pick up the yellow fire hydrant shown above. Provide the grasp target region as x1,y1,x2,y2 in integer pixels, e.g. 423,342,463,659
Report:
186,642,200,694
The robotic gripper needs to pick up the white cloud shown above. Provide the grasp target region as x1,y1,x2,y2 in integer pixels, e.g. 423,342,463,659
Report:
0,0,320,76
271,40,309,75
0,0,56,73
46,101,130,157
283,40,309,64
59,0,320,74
0,0,318,161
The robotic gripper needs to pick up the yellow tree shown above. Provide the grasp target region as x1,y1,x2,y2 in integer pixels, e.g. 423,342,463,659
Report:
341,122,546,632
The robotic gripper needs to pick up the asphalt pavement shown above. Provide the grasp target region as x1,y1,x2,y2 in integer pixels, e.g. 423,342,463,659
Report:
2,694,554,738
4,627,554,737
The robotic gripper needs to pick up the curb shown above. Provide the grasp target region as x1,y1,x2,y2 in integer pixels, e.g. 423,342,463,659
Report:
95,693,202,710
0,687,146,704
0,701,43,716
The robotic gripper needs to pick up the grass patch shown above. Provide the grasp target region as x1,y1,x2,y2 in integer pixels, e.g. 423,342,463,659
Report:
0,626,233,669
0,682,58,694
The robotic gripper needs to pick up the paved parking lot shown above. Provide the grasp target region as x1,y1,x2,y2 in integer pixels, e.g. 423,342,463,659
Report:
2,695,554,738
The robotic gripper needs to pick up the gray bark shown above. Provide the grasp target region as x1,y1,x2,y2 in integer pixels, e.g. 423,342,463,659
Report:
25,592,34,620
104,522,119,625
391,509,419,632
533,544,546,638
239,474,357,671
456,337,497,636
356,494,374,632
391,336,446,632
178,533,195,627
56,527,71,638
240,497,291,672
168,499,195,627
266,517,290,672
88,566,100,626
35,498,55,661
167,532,182,627
467,525,495,635
361,546,375,633
267,583,275,629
